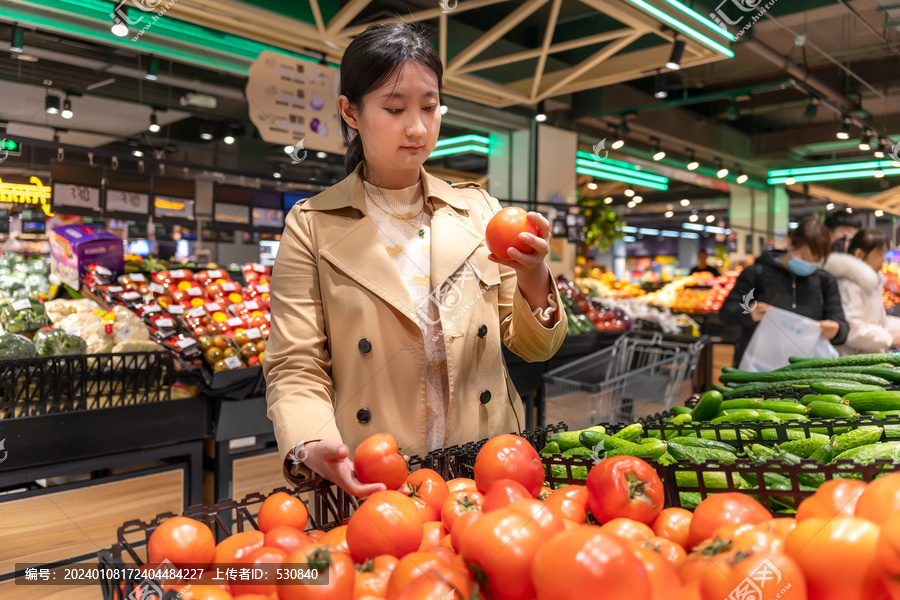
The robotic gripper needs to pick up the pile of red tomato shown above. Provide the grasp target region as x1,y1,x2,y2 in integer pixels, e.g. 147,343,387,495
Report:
131,434,900,600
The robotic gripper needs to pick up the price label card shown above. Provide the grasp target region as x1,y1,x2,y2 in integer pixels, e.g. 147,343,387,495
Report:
186,288,202,297
222,283,237,292
12,299,31,311
208,270,223,279
265,313,271,322
205,303,222,312
116,324,135,340
227,317,244,327
252,263,266,273
176,337,196,349
143,304,162,314
150,283,166,295
168,305,184,315
65,325,82,337
224,355,243,369
188,307,206,318
256,285,270,294
95,265,112,276
244,301,260,310
156,318,175,328
121,291,141,301
246,328,262,340
171,269,186,278
107,286,124,293
130,274,146,282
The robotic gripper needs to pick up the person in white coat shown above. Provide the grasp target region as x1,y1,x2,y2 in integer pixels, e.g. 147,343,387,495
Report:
823,228,900,355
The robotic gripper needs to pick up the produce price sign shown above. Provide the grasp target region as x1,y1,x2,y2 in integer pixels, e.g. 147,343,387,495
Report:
52,183,101,211
14,563,328,585
106,189,150,215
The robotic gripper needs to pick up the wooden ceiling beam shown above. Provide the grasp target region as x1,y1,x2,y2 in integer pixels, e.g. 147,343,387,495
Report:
530,0,563,102
339,0,510,37
539,31,643,98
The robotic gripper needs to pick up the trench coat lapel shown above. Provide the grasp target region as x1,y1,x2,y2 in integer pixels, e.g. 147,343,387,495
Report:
430,206,486,289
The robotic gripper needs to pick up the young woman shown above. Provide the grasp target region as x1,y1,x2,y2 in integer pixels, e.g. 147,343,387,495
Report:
823,229,900,355
263,23,566,495
720,219,848,367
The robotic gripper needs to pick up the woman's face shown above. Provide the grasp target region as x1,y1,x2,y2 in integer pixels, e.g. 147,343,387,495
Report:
340,61,441,183
788,242,823,264
856,245,886,273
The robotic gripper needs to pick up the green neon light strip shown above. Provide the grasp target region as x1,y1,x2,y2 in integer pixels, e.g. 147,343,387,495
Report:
628,0,735,58
428,145,490,159
576,166,669,191
434,135,490,148
575,151,669,183
662,0,735,41
768,169,900,184
575,158,669,184
768,160,898,178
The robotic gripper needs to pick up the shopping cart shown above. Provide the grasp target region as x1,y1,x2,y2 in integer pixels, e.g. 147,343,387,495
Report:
543,332,705,428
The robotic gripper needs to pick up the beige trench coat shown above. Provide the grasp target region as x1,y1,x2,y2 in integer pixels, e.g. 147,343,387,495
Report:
263,164,567,484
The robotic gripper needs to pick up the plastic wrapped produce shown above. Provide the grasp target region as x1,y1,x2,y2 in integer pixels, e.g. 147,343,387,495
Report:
44,299,101,324
0,333,37,359
33,328,87,357
0,298,49,334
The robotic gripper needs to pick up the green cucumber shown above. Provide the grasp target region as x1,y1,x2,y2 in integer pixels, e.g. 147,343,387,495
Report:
835,442,900,464
666,442,736,464
712,384,731,394
691,390,724,421
539,441,560,456
807,401,859,420
668,436,738,454
579,430,607,450
722,381,815,398
865,409,900,416
672,406,693,416
711,409,761,424
809,439,836,464
671,414,693,426
720,370,890,386
562,446,595,458
720,398,764,411
788,363,894,372
800,394,844,405
606,439,668,459
657,452,676,465
844,391,900,413
549,464,588,481
776,449,827,487
810,381,886,396
755,409,784,423
774,413,809,422
613,423,643,442
787,354,900,369
777,437,830,458
674,470,732,489
749,444,777,460
761,401,809,414
546,431,585,451
831,427,885,455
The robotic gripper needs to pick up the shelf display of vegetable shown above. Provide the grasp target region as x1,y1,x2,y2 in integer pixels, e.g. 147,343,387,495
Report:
0,297,49,334
557,274,629,334
0,333,37,359
33,328,87,356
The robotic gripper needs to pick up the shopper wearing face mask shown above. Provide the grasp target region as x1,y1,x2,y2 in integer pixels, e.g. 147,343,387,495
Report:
720,218,849,367
823,229,900,355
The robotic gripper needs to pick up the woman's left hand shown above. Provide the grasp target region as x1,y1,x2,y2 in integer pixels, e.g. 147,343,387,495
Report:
488,212,552,286
820,319,840,340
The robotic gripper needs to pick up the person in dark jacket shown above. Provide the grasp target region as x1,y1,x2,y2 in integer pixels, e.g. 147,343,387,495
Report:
825,209,861,254
720,218,849,367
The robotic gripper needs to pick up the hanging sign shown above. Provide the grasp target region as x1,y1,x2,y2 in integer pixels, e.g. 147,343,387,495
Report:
0,176,54,216
106,190,150,215
53,183,101,211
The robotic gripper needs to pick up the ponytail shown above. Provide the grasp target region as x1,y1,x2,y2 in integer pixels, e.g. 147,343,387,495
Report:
343,129,365,175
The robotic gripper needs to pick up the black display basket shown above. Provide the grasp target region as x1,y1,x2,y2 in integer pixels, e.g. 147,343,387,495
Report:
0,351,173,418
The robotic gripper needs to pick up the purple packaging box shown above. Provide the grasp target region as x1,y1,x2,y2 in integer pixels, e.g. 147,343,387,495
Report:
50,224,124,290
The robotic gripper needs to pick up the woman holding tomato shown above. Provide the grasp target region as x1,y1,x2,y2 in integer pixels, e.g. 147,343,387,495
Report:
264,23,567,495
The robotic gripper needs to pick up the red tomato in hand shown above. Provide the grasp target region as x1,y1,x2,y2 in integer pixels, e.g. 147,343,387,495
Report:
148,516,216,569
473,434,544,497
485,206,541,260
586,456,664,525
531,526,651,600
231,546,286,596
257,492,309,533
482,479,532,512
264,526,312,555
346,491,423,562
460,509,545,600
689,493,772,548
353,433,408,491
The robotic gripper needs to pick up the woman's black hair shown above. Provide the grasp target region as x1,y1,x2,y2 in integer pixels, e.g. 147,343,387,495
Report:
848,228,889,257
824,209,862,231
339,23,443,175
790,218,832,261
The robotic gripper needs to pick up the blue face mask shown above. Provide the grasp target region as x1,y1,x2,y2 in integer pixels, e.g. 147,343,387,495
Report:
788,256,821,277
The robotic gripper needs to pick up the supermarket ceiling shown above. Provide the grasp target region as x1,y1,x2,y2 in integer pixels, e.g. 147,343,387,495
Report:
1,0,899,208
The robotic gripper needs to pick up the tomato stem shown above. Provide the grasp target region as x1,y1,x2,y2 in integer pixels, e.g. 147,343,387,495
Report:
625,470,657,508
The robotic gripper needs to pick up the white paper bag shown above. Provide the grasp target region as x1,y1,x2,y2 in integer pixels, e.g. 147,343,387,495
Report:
739,306,836,372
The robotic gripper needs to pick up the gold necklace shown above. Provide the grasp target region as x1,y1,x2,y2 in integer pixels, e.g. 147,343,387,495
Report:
365,186,428,238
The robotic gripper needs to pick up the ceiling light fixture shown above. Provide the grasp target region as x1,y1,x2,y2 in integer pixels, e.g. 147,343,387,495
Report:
149,112,160,133
199,122,214,141
284,145,294,155
111,13,129,37
836,117,851,140
273,171,282,179
45,94,60,115
736,171,749,184
665,210,674,218
680,198,690,206
860,131,872,152
785,176,796,185
612,124,626,150
145,57,159,81
535,101,547,122
846,207,853,213
652,139,665,161
826,203,835,210
625,189,635,197
666,39,686,70
805,97,818,119
223,134,235,145
654,70,669,99
9,24,23,53
875,140,888,158
706,214,716,223
604,196,613,204
627,201,636,208
316,151,327,159
633,195,643,203
132,150,144,157
61,97,73,119
875,168,885,178
587,182,598,190
686,150,699,171
716,161,728,178
876,210,884,217
440,105,448,115
689,214,698,222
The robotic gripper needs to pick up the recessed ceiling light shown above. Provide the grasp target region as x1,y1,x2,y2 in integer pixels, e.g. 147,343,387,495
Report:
625,189,635,197
665,211,674,218
689,214,698,222
587,182,598,190
680,199,690,206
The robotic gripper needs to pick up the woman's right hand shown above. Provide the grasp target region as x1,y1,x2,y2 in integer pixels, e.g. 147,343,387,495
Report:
749,302,771,323
891,330,900,349
302,439,388,497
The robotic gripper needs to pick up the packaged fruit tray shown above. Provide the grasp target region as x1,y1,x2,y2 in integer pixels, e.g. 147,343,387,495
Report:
96,446,474,599
0,351,172,418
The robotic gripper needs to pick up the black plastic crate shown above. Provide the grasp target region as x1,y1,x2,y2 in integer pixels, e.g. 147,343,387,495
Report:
0,351,172,418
